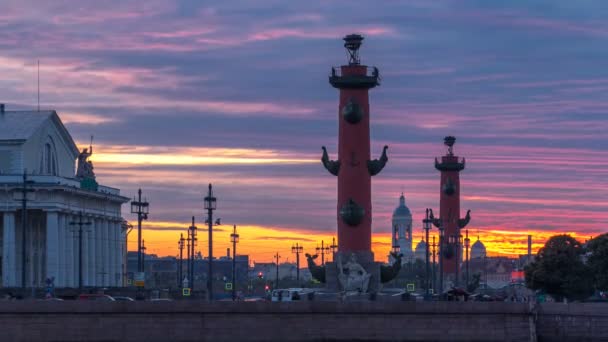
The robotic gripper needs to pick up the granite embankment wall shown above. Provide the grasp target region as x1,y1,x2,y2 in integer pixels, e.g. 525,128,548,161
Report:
0,301,605,342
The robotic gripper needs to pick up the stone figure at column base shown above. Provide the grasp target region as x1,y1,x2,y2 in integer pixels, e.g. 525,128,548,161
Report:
337,253,371,293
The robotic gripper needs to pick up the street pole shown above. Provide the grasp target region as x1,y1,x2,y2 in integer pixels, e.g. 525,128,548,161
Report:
178,234,184,287
230,225,239,301
455,234,459,287
137,190,142,272
291,243,303,283
189,216,197,291
69,211,91,290
438,225,444,295
423,209,432,297
141,239,146,271
204,184,217,302
186,230,191,286
316,240,327,266
330,237,338,262
130,189,149,274
274,252,280,289
465,229,470,288
431,235,436,294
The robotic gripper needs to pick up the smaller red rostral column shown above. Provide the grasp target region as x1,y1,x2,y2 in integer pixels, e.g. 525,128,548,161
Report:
322,34,387,256
431,136,471,284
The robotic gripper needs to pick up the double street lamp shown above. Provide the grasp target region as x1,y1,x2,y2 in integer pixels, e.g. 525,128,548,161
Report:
230,225,239,301
422,209,432,297
438,224,445,294
329,237,338,260
130,189,149,274
291,243,303,282
316,241,330,265
464,229,471,288
204,184,217,301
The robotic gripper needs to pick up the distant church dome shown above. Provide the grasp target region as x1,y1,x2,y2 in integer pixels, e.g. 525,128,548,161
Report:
470,237,486,259
393,193,411,217
388,193,414,264
414,238,427,261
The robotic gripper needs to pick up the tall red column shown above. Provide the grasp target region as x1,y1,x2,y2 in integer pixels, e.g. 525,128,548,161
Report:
322,34,387,255
431,136,471,282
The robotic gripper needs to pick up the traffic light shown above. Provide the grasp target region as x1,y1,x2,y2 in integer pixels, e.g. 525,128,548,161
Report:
258,272,263,279
264,285,270,291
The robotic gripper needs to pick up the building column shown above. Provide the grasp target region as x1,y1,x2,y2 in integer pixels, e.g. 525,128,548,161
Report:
57,213,65,287
82,216,90,287
114,220,120,286
63,213,72,287
96,216,102,287
101,219,108,286
107,220,114,287
112,220,119,286
88,217,96,287
121,223,127,287
46,211,59,285
73,213,81,288
2,212,16,287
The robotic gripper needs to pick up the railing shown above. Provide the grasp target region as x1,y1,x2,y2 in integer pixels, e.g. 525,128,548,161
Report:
0,174,121,195
330,66,380,80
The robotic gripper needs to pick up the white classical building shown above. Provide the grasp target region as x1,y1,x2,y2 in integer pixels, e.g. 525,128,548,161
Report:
0,106,129,288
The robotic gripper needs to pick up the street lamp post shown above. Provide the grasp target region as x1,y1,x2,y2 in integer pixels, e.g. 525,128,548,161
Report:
274,253,281,289
69,211,91,290
457,234,463,287
188,216,197,291
423,209,432,297
130,189,149,273
464,229,470,288
291,243,303,283
438,224,445,295
329,237,338,262
230,225,239,301
431,235,437,294
391,244,401,286
178,234,185,288
186,230,191,286
315,240,329,265
204,184,217,301
141,239,147,271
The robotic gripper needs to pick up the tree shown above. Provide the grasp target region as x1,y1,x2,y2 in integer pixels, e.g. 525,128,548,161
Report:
586,233,608,291
524,234,593,301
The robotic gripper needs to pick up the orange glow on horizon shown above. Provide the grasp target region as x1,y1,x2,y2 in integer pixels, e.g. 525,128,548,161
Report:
128,221,597,263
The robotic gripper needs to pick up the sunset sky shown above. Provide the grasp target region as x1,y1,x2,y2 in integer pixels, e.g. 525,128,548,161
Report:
1,1,606,262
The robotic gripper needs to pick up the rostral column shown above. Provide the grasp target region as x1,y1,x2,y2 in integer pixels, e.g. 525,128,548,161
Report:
322,34,388,267
430,136,471,288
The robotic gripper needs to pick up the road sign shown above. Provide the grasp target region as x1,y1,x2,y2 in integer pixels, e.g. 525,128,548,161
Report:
406,283,415,292
225,282,233,291
134,272,145,287
182,288,191,297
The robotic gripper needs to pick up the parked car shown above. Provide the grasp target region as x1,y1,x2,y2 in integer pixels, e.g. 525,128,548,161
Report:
78,294,115,301
271,288,315,302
